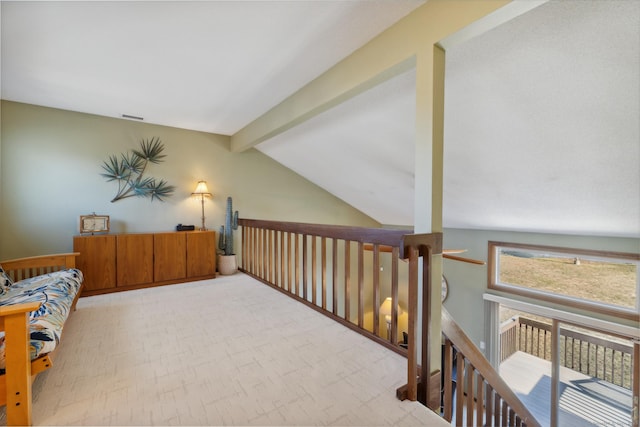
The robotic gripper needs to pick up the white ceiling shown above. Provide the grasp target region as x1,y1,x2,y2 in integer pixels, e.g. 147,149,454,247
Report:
258,0,640,237
0,0,423,135
2,0,639,237
442,0,639,237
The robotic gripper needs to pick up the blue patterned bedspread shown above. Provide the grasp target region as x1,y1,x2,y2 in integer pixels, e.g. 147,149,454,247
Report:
0,269,83,369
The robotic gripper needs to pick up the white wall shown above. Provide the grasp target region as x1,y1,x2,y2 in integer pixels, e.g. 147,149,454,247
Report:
0,101,379,259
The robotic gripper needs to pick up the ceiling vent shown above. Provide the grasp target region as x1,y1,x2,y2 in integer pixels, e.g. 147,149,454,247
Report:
121,114,144,121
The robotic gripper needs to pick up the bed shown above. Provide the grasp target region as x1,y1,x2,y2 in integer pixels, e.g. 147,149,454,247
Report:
0,253,83,426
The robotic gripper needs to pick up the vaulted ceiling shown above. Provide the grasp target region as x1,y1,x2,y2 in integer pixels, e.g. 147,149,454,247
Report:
2,1,639,237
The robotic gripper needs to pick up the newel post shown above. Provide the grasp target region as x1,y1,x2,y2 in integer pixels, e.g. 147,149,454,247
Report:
406,245,420,401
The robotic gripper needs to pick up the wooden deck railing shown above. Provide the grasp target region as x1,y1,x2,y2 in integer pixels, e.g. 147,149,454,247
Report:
238,218,442,408
501,316,634,390
442,309,542,427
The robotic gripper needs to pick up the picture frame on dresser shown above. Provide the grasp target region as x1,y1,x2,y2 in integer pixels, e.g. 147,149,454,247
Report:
79,214,110,234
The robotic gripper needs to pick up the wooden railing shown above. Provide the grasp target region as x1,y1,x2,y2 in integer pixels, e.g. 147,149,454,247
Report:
501,316,634,390
238,218,442,408
442,309,542,427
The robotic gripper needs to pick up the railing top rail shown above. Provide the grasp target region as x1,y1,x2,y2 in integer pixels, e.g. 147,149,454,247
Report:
512,316,634,353
238,218,442,258
442,308,542,427
518,316,552,331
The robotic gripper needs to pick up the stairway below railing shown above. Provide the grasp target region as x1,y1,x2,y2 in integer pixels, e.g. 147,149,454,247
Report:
442,308,541,427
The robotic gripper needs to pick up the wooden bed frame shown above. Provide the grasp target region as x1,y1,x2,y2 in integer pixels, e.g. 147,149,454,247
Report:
0,253,81,426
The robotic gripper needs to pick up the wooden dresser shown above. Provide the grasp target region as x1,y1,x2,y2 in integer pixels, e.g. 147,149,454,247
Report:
73,230,216,296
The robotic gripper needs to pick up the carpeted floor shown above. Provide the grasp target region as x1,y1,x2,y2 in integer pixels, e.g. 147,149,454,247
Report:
6,273,445,426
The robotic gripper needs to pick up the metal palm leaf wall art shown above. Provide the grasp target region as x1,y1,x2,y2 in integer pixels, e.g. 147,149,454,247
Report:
101,137,175,202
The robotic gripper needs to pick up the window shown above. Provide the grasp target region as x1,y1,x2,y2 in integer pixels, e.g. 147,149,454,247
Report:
488,241,639,321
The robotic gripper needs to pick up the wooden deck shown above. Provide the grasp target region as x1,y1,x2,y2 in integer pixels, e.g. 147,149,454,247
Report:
500,351,632,427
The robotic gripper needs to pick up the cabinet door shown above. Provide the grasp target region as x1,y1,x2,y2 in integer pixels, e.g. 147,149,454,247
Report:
73,235,117,292
154,233,186,282
186,231,216,278
117,234,153,287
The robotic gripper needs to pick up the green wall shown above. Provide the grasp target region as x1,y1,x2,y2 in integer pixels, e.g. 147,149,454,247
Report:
442,227,640,348
0,101,379,260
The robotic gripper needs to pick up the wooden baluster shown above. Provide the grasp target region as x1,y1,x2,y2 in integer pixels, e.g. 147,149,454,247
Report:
332,238,338,316
246,226,251,272
421,244,433,408
267,229,272,284
476,373,484,427
486,384,494,426
303,234,308,301
270,230,275,284
455,354,464,423
357,241,364,329
260,228,264,281
271,230,275,283
295,233,300,297
407,245,419,401
466,363,474,426
271,229,276,283
246,226,250,272
241,225,245,270
280,230,285,290
494,394,502,426
255,227,259,276
321,237,327,310
443,339,454,422
281,231,286,289
391,247,399,346
261,228,267,281
345,241,351,322
241,226,246,271
372,244,380,337
263,230,275,284
274,231,280,288
253,228,263,277
501,401,508,427
312,235,317,305
247,226,252,272
257,228,261,278
288,232,293,293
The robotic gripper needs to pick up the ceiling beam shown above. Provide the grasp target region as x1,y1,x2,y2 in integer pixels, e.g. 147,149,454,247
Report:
229,0,514,153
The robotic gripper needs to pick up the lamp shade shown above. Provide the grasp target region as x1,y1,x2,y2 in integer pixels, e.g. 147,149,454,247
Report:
379,297,403,319
192,181,212,196
379,297,393,317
